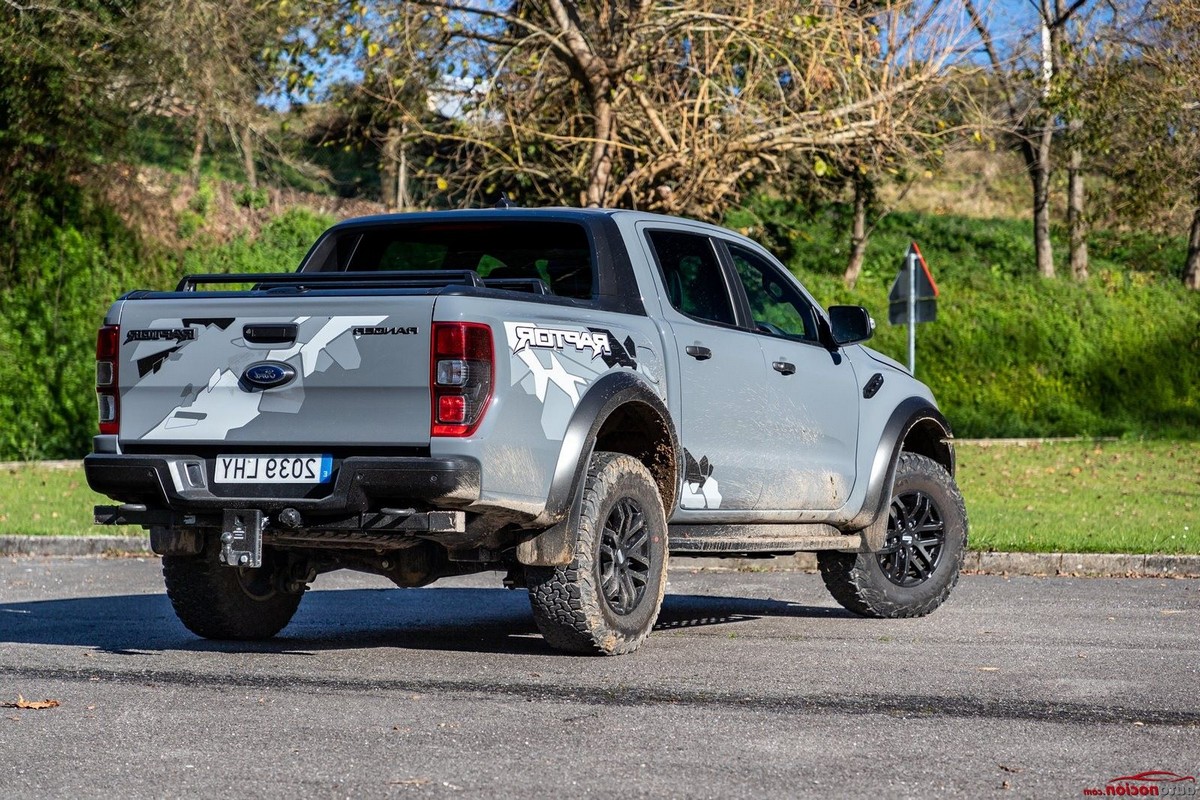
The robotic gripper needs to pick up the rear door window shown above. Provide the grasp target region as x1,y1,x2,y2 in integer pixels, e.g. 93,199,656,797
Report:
645,230,736,326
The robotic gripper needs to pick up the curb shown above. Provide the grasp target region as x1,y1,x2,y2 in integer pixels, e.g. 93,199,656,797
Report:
3,535,1199,578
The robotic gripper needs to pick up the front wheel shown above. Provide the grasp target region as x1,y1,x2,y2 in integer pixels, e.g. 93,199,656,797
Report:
818,452,967,618
162,538,304,640
526,452,669,655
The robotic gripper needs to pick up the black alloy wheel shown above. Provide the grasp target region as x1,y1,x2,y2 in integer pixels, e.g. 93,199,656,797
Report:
598,497,651,615
816,452,967,619
525,452,669,655
877,489,946,587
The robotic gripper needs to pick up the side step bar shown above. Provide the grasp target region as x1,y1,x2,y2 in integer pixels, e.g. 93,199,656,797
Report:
668,523,863,555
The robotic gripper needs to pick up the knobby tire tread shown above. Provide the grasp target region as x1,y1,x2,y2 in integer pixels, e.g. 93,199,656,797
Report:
527,452,668,655
818,452,968,619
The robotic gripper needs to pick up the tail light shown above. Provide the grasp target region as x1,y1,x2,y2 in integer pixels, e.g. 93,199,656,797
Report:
431,322,493,437
96,324,120,435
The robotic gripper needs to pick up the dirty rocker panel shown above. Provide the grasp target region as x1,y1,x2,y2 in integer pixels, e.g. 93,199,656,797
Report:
669,523,863,554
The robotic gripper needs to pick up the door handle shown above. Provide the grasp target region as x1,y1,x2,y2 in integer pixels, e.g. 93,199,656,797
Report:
243,324,298,344
685,345,712,361
772,361,796,376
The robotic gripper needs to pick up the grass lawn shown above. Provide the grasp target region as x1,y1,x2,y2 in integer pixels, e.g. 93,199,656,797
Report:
0,462,110,537
1,440,1198,554
956,440,1199,554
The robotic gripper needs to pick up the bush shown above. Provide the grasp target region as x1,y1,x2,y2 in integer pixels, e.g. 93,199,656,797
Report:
780,206,1200,440
175,206,332,278
0,206,334,460
234,185,270,210
0,220,136,459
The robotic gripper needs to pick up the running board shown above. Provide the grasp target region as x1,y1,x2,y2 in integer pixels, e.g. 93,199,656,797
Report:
668,523,862,555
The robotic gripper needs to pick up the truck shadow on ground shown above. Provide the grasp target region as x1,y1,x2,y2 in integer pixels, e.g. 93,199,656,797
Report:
0,587,851,657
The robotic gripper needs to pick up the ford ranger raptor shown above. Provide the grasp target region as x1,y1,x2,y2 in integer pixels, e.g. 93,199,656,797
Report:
86,208,967,655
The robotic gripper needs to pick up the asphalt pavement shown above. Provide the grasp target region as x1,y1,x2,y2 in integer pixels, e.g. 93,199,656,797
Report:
1,555,1198,798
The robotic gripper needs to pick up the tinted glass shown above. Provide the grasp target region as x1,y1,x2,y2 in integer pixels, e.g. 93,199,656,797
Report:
728,244,819,342
306,221,594,299
646,230,735,325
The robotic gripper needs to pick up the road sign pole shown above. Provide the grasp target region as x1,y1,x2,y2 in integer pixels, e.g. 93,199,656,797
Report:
907,249,916,374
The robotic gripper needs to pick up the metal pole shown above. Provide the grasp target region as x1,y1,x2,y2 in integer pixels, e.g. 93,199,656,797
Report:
907,249,916,374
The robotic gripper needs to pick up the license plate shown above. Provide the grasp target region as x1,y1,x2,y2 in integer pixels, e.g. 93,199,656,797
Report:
214,455,333,484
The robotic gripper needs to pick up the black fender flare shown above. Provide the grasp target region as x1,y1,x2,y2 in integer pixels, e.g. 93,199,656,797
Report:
846,397,955,551
518,370,679,566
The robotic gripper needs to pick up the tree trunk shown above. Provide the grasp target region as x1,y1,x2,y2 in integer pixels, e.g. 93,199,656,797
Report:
843,175,871,288
1032,122,1055,278
397,123,411,211
585,97,615,207
381,126,400,211
1185,203,1200,290
240,124,257,190
1067,139,1088,280
189,112,207,188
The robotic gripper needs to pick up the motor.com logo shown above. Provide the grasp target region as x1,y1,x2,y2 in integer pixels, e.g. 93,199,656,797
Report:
1083,772,1197,797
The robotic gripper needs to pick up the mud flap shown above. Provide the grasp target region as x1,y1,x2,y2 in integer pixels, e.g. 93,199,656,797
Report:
219,509,264,568
149,526,203,556
858,511,889,553
516,520,575,567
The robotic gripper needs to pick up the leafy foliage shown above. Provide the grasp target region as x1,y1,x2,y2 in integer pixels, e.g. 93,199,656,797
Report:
767,201,1200,439
0,206,331,460
0,210,136,459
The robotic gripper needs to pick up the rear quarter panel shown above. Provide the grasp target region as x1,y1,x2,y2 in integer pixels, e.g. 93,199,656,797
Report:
430,294,666,517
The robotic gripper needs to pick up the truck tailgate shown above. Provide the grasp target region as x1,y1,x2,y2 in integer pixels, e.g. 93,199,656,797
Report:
113,295,434,449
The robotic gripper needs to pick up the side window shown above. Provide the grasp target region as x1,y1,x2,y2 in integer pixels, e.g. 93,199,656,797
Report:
646,230,736,325
727,245,820,343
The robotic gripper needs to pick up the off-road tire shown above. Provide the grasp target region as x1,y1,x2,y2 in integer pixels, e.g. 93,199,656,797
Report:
818,452,967,618
162,538,304,640
526,452,669,655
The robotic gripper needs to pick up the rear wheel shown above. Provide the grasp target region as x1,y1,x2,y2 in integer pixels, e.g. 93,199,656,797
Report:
818,452,967,618
162,538,304,640
526,452,668,655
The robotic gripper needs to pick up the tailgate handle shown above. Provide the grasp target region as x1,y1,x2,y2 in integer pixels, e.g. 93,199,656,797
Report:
243,324,298,344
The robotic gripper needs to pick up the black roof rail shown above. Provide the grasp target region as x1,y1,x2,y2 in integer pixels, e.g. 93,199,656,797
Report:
176,270,485,292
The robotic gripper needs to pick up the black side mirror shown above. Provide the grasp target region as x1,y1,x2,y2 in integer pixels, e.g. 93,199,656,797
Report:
828,305,875,346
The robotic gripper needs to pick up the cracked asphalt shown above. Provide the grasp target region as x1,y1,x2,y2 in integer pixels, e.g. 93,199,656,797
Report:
1,556,1198,798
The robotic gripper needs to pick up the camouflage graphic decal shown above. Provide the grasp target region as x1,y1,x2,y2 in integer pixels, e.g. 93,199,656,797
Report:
503,321,663,441
137,345,184,378
679,449,723,509
139,315,385,440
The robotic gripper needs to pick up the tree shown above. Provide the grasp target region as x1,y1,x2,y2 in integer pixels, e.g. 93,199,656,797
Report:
0,0,134,272
963,0,1095,279
1152,1,1200,289
312,0,968,221
1074,1,1200,289
132,1,293,188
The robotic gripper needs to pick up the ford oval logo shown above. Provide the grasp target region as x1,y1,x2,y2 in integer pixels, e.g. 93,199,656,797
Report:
240,361,295,391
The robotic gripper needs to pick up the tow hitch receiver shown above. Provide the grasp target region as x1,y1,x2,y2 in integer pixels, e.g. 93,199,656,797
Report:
219,509,264,568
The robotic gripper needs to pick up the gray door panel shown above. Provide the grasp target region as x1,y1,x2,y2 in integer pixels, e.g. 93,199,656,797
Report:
666,317,765,511
723,242,861,511
755,338,859,510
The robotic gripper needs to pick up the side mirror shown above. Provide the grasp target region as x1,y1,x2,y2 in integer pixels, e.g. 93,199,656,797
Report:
828,305,875,346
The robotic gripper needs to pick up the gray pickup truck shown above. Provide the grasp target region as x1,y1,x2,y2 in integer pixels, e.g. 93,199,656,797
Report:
86,208,967,655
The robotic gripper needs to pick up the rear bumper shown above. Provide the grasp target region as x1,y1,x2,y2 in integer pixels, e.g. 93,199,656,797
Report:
84,453,481,514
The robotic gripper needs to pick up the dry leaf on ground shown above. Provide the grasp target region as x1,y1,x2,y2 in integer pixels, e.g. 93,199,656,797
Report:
2,695,61,710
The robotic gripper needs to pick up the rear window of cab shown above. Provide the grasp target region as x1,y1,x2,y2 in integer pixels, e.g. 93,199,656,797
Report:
302,221,595,300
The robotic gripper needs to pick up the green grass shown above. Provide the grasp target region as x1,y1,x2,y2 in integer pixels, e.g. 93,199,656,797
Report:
957,440,1200,554
4,441,1198,554
0,462,109,536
